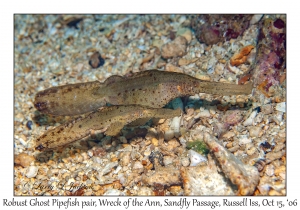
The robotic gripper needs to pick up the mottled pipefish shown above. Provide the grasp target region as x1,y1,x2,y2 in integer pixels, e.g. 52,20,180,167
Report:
35,105,181,151
34,70,253,116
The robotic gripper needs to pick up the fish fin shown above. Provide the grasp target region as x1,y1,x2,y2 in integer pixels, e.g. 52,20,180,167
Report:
126,118,151,127
105,121,125,136
107,95,122,105
104,75,124,85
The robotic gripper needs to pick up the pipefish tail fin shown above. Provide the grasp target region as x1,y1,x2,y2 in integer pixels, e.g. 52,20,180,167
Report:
34,81,106,116
197,81,253,96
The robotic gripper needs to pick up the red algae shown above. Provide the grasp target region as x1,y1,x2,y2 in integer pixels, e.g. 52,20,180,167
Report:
252,16,286,97
273,19,285,29
238,74,252,85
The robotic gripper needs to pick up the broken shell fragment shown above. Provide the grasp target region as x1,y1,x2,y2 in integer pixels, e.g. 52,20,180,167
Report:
203,132,259,195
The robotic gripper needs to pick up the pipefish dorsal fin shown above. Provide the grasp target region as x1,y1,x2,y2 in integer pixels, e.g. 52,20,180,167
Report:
104,75,124,85
126,118,152,127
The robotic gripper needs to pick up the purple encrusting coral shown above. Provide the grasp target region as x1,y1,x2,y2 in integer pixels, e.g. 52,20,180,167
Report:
253,17,286,95
190,15,253,45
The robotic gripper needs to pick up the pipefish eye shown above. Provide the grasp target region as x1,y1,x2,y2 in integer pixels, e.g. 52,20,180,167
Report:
35,144,45,151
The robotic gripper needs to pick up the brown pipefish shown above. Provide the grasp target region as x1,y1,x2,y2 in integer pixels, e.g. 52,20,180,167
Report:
35,105,181,151
34,70,253,116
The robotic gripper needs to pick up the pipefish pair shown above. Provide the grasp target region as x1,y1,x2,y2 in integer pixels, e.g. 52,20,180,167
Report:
34,70,252,151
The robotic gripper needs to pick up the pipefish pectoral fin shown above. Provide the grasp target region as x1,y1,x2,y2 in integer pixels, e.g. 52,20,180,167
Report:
105,121,126,136
34,81,106,116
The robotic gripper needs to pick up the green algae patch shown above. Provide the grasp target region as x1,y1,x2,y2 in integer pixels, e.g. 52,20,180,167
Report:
186,140,209,155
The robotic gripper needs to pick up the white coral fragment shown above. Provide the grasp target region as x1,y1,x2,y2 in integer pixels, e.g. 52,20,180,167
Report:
243,109,258,126
275,102,286,113
170,116,182,137
188,150,207,166
250,14,263,25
